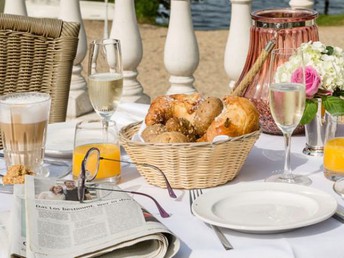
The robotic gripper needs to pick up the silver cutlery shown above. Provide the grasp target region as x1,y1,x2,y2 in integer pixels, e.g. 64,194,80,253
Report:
189,189,233,250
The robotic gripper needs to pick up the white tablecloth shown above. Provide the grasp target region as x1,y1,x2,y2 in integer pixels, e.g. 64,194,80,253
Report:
1,103,344,258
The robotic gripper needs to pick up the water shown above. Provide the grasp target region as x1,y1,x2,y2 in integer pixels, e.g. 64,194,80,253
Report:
157,0,344,30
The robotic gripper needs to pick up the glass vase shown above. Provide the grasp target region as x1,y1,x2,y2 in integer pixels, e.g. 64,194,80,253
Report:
237,8,319,135
303,98,337,156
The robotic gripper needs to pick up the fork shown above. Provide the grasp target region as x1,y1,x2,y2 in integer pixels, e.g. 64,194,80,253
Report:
189,189,233,250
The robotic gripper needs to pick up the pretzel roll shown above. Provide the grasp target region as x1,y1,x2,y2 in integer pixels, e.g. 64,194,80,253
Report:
202,96,259,142
145,95,174,126
171,93,203,124
145,93,203,126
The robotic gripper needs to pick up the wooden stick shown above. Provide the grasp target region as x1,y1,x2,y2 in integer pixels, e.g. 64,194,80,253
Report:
232,40,276,97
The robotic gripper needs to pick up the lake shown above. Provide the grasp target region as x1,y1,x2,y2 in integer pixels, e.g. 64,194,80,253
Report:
157,0,344,30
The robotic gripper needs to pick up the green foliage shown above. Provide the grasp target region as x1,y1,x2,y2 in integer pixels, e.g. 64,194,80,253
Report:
323,96,344,116
300,96,344,125
300,99,318,125
84,0,160,25
317,14,344,26
135,0,160,24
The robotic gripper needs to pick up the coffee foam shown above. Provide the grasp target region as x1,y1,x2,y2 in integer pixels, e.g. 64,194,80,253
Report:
0,94,50,124
1,94,49,104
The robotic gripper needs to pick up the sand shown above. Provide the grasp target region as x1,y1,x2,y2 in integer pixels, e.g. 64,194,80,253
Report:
82,20,344,100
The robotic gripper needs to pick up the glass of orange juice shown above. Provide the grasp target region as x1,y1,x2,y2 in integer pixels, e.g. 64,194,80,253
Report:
72,120,121,183
324,120,344,181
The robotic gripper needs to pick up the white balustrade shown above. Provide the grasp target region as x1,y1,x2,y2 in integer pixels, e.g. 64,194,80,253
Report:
4,0,27,16
103,0,109,39
164,0,199,95
110,0,150,104
224,0,252,90
289,0,314,9
59,0,93,118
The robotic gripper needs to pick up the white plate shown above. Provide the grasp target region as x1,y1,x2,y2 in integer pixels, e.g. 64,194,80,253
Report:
192,182,337,234
45,122,77,158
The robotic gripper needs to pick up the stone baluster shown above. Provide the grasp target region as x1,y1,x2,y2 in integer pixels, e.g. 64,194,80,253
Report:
103,0,109,39
59,0,93,118
289,0,314,9
164,0,199,95
110,0,150,104
4,0,27,16
224,0,251,90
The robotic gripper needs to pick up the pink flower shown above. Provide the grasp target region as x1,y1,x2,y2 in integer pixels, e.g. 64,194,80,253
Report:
291,66,321,99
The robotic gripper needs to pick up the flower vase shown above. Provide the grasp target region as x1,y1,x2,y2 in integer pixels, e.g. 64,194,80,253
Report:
303,99,337,156
238,8,319,135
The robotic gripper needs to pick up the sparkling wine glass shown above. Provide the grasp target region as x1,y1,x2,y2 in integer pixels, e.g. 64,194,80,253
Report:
88,38,123,127
265,48,312,185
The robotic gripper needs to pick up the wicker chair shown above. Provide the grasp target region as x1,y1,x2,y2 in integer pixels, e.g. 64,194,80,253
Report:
0,13,80,148
0,13,80,121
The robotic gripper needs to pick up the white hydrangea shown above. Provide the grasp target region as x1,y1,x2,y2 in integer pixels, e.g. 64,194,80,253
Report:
275,41,344,92
274,55,302,83
302,41,344,91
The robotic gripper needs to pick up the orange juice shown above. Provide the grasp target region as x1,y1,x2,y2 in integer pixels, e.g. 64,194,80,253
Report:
324,137,344,177
73,143,121,181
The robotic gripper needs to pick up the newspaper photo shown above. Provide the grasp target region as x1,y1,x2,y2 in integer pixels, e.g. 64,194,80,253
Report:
9,176,179,258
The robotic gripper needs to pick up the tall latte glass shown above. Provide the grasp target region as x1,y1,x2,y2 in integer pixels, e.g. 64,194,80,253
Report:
0,92,51,176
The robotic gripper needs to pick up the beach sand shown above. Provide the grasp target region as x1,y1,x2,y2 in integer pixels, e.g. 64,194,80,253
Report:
83,20,344,100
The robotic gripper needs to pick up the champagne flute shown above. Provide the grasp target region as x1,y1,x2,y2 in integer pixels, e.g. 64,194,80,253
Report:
265,48,312,185
88,38,123,127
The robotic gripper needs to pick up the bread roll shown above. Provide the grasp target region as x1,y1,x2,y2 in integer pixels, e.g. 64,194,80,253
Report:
144,94,259,143
145,93,203,126
202,96,259,142
193,97,223,136
145,95,174,126
171,93,203,123
150,132,189,143
141,124,167,142
166,117,197,142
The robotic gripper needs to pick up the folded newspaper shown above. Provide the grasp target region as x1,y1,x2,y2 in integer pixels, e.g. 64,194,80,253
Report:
9,176,180,258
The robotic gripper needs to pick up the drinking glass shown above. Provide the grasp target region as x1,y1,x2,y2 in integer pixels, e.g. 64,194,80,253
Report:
88,38,123,127
265,48,312,185
324,118,344,181
72,120,121,184
0,92,51,176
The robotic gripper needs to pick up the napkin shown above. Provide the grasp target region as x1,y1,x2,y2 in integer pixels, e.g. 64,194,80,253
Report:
0,211,10,256
113,103,149,130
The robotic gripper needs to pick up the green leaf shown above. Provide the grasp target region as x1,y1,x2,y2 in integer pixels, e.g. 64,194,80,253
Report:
333,88,344,97
300,99,318,125
323,96,344,116
326,46,334,55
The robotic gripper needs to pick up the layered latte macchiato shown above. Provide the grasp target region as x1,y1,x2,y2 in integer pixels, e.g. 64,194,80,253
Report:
0,92,51,175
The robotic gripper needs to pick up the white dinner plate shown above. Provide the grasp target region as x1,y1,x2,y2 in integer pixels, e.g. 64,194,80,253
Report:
45,121,77,158
192,182,337,234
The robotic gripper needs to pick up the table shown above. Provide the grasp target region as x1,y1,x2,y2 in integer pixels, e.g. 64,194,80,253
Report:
1,103,344,258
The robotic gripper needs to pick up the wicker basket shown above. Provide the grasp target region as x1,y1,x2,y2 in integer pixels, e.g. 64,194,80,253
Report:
120,122,261,189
